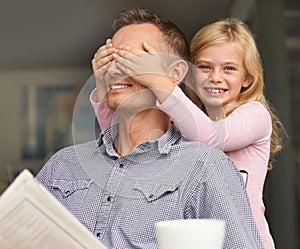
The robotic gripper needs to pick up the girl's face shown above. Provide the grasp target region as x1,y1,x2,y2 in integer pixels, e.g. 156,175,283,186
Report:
193,42,252,109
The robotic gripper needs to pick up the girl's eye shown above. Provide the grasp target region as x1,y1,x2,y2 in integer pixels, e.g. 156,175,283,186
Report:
198,65,210,70
224,66,236,71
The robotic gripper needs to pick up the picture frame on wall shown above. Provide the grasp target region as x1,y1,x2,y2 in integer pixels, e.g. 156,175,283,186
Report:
20,84,79,159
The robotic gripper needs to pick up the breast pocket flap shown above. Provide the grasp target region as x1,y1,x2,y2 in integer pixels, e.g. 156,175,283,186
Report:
52,179,90,197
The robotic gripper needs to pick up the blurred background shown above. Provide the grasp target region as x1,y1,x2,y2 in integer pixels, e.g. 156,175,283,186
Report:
0,0,299,248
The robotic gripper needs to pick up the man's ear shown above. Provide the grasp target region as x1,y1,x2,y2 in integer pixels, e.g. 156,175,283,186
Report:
167,60,189,85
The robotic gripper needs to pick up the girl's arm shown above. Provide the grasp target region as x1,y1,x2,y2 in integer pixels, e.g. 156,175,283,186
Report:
89,88,117,131
158,85,272,152
91,39,118,131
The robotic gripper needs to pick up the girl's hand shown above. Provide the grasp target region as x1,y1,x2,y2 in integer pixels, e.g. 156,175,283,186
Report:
92,38,115,73
113,41,169,89
91,39,115,100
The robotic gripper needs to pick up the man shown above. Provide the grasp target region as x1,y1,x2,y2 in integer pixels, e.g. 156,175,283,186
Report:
36,8,263,249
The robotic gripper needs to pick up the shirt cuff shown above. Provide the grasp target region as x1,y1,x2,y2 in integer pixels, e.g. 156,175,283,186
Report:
156,85,183,110
89,88,100,114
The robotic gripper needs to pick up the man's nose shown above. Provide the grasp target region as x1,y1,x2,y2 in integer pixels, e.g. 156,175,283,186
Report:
106,60,124,78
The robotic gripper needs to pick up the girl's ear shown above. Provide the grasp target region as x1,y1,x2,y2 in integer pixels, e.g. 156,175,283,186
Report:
242,74,254,88
167,60,189,85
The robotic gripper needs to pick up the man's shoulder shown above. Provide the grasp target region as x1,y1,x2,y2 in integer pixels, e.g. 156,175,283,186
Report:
38,141,98,182
172,138,240,196
45,140,99,170
175,137,228,162
53,140,98,157
169,137,233,181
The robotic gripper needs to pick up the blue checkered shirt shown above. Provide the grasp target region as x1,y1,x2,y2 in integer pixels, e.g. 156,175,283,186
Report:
36,125,263,249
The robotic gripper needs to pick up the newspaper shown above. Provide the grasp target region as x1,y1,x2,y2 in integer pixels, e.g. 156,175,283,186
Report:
0,169,107,249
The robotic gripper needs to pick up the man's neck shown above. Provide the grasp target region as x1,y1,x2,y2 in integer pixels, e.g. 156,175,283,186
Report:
114,109,171,156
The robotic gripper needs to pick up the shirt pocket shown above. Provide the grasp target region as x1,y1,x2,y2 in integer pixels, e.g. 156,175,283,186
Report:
50,179,91,215
112,182,181,247
52,179,91,197
133,181,179,202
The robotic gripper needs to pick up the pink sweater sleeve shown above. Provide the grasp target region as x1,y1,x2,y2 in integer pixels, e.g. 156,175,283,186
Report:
89,88,118,131
157,86,272,152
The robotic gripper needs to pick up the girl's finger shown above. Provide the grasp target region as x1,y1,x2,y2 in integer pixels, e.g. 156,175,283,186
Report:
116,61,132,76
114,54,135,72
96,43,109,54
142,41,156,53
112,53,124,64
92,53,114,72
101,61,112,72
118,45,145,55
106,38,112,45
94,39,114,58
95,47,115,60
99,55,114,66
94,61,112,80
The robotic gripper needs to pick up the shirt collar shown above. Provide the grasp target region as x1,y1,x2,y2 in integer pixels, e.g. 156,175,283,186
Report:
96,124,181,156
157,124,181,154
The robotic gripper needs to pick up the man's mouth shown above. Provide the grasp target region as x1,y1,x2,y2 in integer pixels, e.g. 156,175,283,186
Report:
109,83,133,90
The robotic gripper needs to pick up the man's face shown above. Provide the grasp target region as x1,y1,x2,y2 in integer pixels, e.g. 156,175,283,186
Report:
105,23,162,113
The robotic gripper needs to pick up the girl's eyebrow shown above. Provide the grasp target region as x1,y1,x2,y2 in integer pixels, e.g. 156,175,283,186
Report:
195,59,239,66
194,58,210,64
222,59,239,64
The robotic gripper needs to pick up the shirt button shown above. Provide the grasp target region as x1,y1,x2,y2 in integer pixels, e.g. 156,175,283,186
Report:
107,196,112,202
96,232,101,237
148,194,154,199
119,163,124,168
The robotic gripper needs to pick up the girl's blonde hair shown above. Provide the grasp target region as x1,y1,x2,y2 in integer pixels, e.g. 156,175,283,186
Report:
184,18,285,170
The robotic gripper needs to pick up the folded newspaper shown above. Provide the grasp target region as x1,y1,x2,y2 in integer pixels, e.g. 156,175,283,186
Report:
0,169,107,249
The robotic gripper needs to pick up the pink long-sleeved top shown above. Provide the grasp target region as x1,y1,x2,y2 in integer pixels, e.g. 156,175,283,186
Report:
90,86,275,249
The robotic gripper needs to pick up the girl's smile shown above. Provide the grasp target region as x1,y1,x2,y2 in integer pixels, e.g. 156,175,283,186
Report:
194,42,252,110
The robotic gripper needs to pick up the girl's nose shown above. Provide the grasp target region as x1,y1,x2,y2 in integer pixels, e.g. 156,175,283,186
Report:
208,69,222,83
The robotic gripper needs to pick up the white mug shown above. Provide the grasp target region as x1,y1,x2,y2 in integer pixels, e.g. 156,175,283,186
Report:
155,219,225,249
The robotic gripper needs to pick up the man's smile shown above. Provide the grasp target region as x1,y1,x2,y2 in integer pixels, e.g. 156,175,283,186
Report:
110,83,133,90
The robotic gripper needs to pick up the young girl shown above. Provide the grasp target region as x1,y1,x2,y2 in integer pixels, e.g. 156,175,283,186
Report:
90,19,285,249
